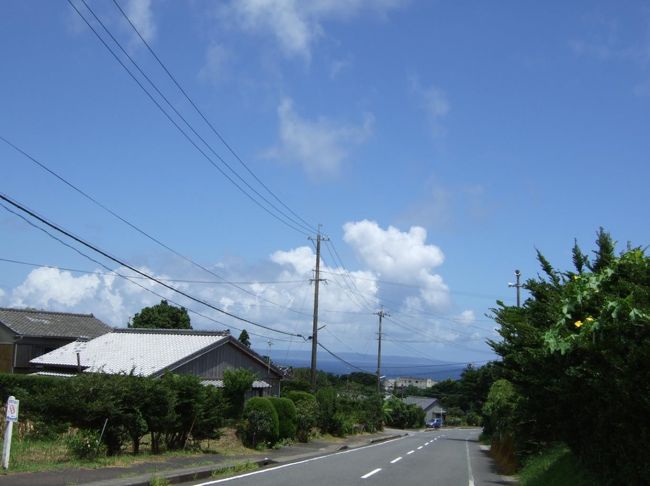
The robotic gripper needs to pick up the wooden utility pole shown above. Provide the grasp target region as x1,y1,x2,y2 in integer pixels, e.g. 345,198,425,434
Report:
375,306,389,394
309,226,328,389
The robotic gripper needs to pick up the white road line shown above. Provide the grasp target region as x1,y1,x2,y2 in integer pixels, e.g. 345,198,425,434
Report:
407,450,415,455
361,468,382,479
417,446,423,450
194,436,405,485
466,440,475,486
390,457,402,464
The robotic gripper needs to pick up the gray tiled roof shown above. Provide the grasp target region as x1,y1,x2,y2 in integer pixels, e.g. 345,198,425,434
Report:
0,307,112,339
403,396,441,411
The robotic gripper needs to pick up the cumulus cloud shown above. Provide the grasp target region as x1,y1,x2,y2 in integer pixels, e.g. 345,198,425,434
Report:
3,230,493,358
266,98,374,177
343,220,450,310
221,0,407,60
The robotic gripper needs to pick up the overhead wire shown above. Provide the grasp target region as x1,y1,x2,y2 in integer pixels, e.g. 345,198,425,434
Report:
0,193,305,339
110,0,317,236
66,0,312,237
0,136,312,318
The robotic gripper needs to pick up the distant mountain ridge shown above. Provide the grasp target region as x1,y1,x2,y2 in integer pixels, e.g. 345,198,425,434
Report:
266,349,470,381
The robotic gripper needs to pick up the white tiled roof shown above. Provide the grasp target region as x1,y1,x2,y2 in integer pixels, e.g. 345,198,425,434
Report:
30,329,228,377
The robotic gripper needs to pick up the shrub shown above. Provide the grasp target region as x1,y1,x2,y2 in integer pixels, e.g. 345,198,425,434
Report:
268,397,297,440
66,429,106,460
223,369,255,419
241,397,279,448
284,391,318,442
315,388,338,434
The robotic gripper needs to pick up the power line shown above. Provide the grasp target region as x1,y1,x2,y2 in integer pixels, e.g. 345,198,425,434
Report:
0,135,310,317
66,0,312,237
0,193,304,339
0,202,297,343
317,342,372,373
111,0,317,236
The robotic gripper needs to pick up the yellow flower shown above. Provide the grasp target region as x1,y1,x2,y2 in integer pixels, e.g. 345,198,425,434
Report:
574,320,583,328
586,317,594,323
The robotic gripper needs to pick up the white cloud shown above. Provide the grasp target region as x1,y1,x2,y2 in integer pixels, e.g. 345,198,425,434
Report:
199,43,231,84
221,0,407,60
409,77,450,136
456,309,475,325
343,220,450,310
266,98,374,177
125,0,156,43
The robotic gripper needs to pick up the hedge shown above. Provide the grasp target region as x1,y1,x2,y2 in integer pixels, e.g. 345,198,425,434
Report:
268,397,297,440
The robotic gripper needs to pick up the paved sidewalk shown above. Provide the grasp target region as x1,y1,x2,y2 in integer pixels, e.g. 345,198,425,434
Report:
0,430,406,486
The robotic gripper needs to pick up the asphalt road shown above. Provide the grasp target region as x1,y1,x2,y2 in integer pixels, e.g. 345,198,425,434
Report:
188,428,510,486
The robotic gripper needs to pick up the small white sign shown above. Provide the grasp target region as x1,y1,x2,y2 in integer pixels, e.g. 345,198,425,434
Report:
6,398,18,423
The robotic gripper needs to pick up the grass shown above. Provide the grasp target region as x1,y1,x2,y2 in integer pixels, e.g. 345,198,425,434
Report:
518,444,599,486
0,427,257,475
210,461,259,479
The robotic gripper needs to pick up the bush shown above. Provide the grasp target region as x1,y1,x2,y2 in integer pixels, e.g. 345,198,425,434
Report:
268,397,297,440
284,391,318,442
241,397,279,448
66,429,106,460
315,388,338,434
223,369,255,419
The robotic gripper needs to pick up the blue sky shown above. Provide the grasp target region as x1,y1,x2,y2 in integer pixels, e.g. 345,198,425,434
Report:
1,0,649,369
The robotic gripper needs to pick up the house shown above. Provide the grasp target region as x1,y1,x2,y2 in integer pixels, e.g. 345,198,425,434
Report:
402,396,446,423
30,328,283,396
386,376,437,390
0,307,112,374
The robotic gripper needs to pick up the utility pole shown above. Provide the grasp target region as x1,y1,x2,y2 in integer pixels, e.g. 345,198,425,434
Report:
375,306,389,394
267,339,273,375
309,226,328,390
508,269,522,307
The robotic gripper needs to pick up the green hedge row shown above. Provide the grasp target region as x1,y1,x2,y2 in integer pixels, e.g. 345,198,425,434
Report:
0,372,224,455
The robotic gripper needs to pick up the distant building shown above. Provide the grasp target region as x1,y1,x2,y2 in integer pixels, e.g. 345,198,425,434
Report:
385,376,437,390
30,328,283,396
0,307,111,373
402,396,446,423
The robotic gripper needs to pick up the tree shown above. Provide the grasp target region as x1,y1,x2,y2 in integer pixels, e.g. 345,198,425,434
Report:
238,329,251,347
223,368,255,419
487,230,650,484
129,300,191,329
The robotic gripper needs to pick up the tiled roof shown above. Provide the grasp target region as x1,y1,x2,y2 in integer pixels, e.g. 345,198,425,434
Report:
30,328,229,377
0,307,111,339
403,396,441,411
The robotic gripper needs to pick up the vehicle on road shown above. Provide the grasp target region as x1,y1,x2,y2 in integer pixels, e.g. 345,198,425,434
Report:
426,418,442,429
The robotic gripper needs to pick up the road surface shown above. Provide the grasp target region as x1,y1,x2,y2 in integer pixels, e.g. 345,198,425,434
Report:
187,428,510,486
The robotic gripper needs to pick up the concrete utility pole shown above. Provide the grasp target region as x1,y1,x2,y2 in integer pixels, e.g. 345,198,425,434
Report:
508,269,522,307
375,306,389,394
309,226,328,389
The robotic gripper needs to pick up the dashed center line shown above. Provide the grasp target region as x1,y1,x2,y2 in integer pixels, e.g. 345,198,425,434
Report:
361,468,382,479
390,457,402,464
407,450,415,455
417,446,423,450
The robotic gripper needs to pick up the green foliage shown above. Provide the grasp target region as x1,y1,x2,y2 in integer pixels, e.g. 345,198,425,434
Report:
481,379,519,441
382,398,424,429
518,445,599,486
315,387,338,434
223,368,256,419
268,397,297,440
241,397,279,448
66,428,106,460
238,329,251,347
284,391,318,442
129,300,191,329
488,230,650,484
0,372,224,455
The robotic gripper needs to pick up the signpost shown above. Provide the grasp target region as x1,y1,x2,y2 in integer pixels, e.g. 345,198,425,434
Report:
2,396,19,469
